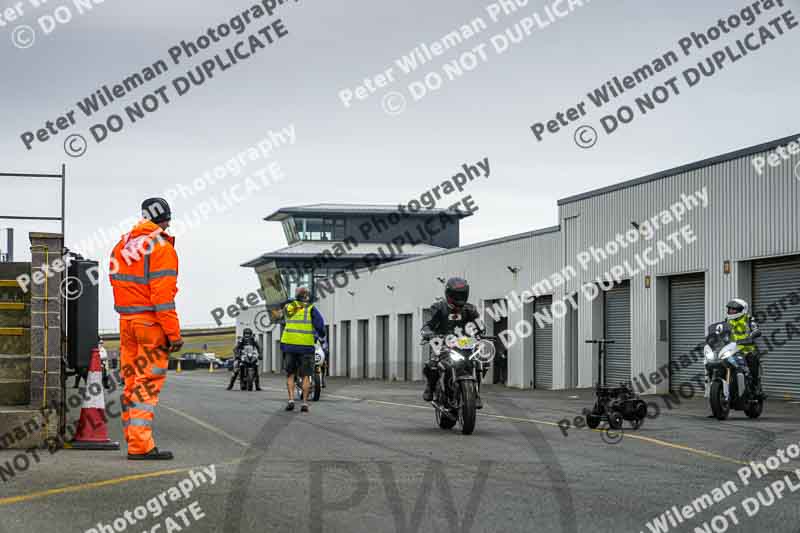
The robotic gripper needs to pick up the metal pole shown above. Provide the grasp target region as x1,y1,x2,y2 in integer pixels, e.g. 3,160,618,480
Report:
61,164,66,243
6,228,12,262
60,164,68,441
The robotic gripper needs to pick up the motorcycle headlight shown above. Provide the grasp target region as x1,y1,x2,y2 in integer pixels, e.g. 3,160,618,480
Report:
703,345,715,362
449,351,465,362
473,340,496,364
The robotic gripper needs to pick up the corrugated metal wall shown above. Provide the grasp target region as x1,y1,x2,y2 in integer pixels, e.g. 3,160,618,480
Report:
559,144,799,391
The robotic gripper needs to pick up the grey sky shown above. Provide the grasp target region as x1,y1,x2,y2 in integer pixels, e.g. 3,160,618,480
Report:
1,0,798,329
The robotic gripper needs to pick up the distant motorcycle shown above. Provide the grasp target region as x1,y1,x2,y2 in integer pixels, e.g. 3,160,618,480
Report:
704,321,763,420
239,345,259,392
294,341,325,401
422,334,495,435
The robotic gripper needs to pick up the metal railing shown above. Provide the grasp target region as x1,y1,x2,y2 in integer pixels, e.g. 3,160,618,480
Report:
0,165,66,243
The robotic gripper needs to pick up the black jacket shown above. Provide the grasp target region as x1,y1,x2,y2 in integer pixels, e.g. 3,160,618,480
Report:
421,300,482,337
235,336,261,357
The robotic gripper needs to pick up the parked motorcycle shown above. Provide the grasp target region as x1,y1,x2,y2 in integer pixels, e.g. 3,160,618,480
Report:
239,345,259,392
422,334,495,435
294,341,325,401
704,321,763,420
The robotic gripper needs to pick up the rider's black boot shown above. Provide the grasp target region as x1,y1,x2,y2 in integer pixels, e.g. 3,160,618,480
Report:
423,383,433,402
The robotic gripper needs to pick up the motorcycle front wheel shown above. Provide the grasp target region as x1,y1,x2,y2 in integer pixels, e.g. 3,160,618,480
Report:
710,381,730,420
312,373,321,401
459,381,477,435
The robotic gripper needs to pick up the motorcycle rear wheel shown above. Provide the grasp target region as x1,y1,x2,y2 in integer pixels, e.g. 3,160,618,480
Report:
459,381,477,435
710,381,730,420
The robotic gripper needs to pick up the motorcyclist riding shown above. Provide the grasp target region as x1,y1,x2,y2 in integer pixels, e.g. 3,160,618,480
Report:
227,327,262,391
725,298,764,398
421,277,484,408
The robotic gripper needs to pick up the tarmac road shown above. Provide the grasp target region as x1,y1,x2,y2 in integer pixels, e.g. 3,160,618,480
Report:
1,371,799,533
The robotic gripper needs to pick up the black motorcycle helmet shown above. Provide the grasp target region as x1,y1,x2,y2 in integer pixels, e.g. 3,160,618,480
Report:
445,277,469,308
243,328,253,338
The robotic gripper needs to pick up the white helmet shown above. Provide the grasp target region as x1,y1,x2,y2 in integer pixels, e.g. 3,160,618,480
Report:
726,298,749,320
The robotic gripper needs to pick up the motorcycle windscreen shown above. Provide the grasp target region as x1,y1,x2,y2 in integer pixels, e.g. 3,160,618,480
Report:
255,261,288,324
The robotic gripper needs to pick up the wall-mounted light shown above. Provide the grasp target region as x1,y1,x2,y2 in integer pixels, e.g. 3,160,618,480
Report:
347,290,356,296
386,285,395,292
644,275,652,289
436,276,446,284
723,260,731,275
506,265,521,274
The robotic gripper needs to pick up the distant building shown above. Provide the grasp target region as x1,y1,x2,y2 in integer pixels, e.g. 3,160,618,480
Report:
241,203,473,301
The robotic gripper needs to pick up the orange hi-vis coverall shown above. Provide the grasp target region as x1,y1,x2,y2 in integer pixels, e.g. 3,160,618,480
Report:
110,220,181,455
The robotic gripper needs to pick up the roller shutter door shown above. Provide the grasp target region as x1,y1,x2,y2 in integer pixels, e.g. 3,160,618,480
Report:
669,274,706,392
604,282,631,387
752,256,800,398
534,296,553,389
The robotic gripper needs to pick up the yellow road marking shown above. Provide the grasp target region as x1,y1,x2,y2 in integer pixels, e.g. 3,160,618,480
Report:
0,382,767,507
0,468,191,506
0,458,246,507
278,386,756,468
161,405,250,448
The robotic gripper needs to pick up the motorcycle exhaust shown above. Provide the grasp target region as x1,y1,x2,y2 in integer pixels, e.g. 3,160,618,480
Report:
432,402,456,420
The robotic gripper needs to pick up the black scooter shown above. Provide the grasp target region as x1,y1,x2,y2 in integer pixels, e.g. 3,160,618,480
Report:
584,339,647,430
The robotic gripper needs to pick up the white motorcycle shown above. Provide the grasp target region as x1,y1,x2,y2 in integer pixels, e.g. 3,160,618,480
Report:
294,341,325,402
703,321,763,420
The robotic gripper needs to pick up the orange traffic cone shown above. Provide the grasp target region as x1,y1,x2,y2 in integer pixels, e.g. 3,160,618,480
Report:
66,347,120,450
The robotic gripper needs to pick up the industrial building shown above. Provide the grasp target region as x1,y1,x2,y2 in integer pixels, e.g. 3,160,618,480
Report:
239,134,800,398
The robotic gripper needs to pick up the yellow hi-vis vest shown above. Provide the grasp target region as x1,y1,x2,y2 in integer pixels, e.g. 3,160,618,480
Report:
727,315,756,354
280,302,316,346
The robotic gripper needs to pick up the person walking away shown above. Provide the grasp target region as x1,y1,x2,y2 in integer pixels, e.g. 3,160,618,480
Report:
110,198,183,460
281,287,325,412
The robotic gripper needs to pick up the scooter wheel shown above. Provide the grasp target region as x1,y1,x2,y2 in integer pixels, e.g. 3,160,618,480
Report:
607,411,623,430
630,417,644,430
586,413,601,429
